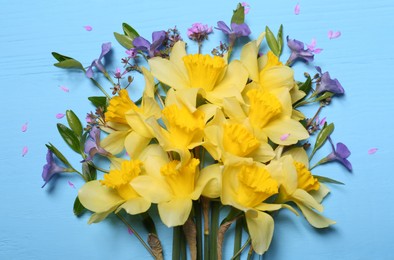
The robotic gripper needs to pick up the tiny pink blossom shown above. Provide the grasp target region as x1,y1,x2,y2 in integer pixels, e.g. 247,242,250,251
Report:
294,3,300,15
84,25,93,31
60,85,69,92
56,113,65,119
280,133,290,141
68,181,76,189
21,122,28,132
22,146,28,157
328,30,341,39
241,2,250,14
368,148,378,155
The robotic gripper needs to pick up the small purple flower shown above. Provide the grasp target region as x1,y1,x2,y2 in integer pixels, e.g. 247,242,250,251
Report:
315,66,344,95
216,21,251,40
86,42,112,78
133,31,167,58
42,150,68,188
325,137,352,171
187,23,213,42
286,36,314,65
83,125,110,161
125,48,137,58
114,68,127,79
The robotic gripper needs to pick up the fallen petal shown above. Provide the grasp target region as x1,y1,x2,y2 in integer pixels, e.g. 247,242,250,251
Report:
68,181,76,189
22,146,28,157
368,148,378,154
60,86,69,92
280,133,290,141
21,122,28,132
294,3,300,15
84,25,93,31
56,113,65,119
328,30,341,39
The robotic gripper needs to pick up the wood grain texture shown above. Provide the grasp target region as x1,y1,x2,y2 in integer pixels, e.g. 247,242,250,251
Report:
1,0,393,259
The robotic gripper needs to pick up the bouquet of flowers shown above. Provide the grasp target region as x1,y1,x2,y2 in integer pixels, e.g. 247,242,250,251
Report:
42,3,351,259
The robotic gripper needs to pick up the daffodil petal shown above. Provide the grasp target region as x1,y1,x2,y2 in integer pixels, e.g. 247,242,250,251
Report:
269,87,293,117
125,110,153,138
309,183,330,203
222,97,247,122
116,197,151,215
149,57,189,90
283,147,309,167
292,189,323,212
124,131,151,159
214,60,248,92
158,198,192,227
139,144,168,179
241,40,260,82
78,180,124,213
173,88,200,112
295,202,336,228
249,142,275,163
131,175,172,203
100,130,130,154
259,66,294,90
264,117,309,145
254,203,282,212
206,87,244,106
142,67,155,98
88,209,117,224
194,164,223,199
169,41,188,79
245,210,274,255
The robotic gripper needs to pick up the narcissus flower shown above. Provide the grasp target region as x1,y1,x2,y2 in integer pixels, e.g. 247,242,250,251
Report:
131,145,221,227
149,41,248,109
78,159,150,224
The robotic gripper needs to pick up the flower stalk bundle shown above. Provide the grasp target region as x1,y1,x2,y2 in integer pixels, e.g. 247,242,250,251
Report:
43,3,351,259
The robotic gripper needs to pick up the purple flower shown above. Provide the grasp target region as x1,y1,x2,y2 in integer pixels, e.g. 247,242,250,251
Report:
216,21,251,40
114,68,127,79
125,48,137,58
42,150,68,188
315,66,344,95
133,31,167,58
187,23,213,42
286,36,314,65
325,137,352,171
86,42,111,78
83,125,110,161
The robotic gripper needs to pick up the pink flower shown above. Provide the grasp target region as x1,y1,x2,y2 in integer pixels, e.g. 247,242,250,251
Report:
187,23,213,42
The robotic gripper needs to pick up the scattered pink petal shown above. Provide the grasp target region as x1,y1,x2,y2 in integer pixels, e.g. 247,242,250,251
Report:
280,133,290,141
241,2,250,14
22,146,28,157
127,227,134,235
84,25,93,31
21,122,28,132
294,3,300,15
56,113,65,119
313,48,323,54
368,148,378,155
68,181,76,189
319,117,326,126
307,38,323,54
60,85,69,92
328,30,341,39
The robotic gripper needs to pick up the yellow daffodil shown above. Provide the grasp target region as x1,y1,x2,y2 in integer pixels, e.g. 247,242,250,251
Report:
268,148,335,228
131,144,221,227
148,41,248,109
100,67,161,158
78,159,150,224
221,161,281,254
203,108,275,165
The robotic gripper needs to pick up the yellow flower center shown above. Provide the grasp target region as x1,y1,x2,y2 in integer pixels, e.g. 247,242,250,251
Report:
105,89,141,125
223,123,260,157
247,89,282,129
182,54,226,91
294,161,320,192
162,104,205,148
160,159,200,198
236,164,278,208
100,160,143,200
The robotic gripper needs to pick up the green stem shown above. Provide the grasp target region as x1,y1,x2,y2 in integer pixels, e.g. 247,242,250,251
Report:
306,104,324,128
89,164,109,173
194,201,203,260
180,227,187,260
210,201,220,260
231,237,251,260
233,219,243,260
115,212,156,259
89,77,111,99
172,226,181,260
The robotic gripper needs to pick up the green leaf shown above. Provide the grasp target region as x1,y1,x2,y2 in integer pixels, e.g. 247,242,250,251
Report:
277,24,284,56
265,26,280,56
57,123,81,153
299,76,312,94
82,162,97,181
45,143,73,169
73,196,86,216
66,110,83,137
88,96,108,108
314,92,334,102
114,32,134,50
314,175,345,185
231,3,245,24
122,23,139,38
310,123,335,160
52,52,84,70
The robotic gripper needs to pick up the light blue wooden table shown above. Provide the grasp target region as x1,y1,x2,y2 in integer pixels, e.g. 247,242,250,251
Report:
1,0,393,259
